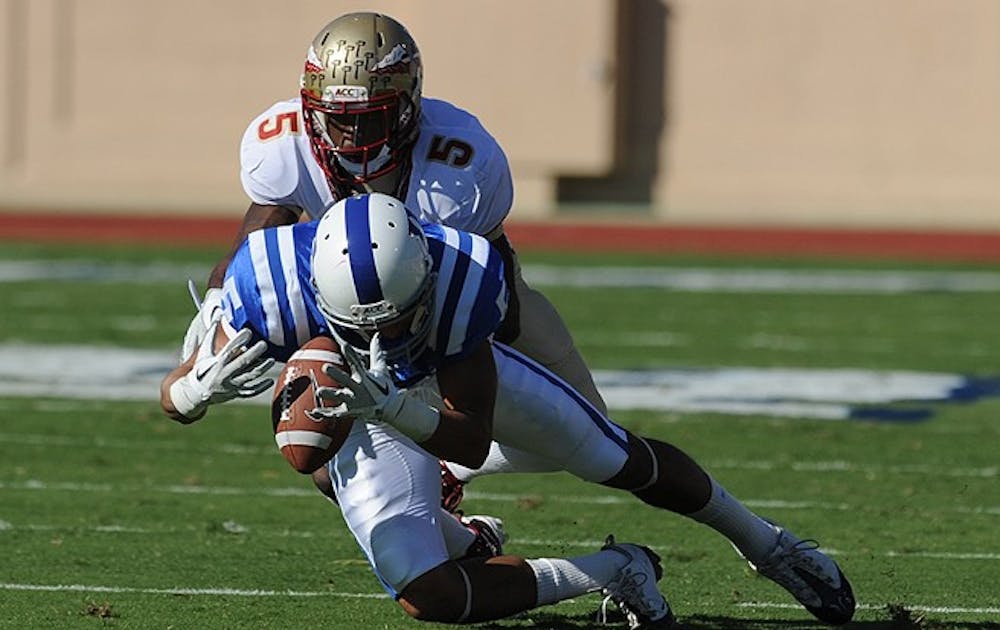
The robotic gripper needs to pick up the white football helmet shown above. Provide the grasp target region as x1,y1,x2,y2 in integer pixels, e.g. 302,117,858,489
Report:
312,193,435,366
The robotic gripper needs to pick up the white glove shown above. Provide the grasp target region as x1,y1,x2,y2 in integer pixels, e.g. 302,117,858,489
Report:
309,334,439,442
180,281,224,364
170,318,275,421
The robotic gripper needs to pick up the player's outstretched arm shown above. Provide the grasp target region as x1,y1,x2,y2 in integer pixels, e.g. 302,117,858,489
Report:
161,320,274,424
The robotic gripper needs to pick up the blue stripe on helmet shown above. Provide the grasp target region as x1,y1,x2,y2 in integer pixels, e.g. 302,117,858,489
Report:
345,195,383,304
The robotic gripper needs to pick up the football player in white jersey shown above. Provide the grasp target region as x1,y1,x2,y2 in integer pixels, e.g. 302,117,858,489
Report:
182,11,605,414
161,194,855,627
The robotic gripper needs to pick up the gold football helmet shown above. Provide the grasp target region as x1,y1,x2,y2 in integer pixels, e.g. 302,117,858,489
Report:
301,13,423,186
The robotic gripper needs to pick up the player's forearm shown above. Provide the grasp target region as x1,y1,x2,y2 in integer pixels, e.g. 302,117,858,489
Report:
424,342,496,466
206,259,232,290
159,364,204,424
419,407,492,468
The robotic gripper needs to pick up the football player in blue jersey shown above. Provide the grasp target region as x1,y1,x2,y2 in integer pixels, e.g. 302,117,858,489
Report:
161,193,677,628
161,193,855,627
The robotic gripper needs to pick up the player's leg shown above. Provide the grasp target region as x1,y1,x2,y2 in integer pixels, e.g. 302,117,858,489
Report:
328,421,507,574
507,260,608,415
486,343,855,625
328,421,455,596
332,380,671,624
398,537,674,626
318,461,501,559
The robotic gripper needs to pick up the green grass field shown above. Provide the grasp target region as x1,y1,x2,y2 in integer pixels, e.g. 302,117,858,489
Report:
1,240,999,629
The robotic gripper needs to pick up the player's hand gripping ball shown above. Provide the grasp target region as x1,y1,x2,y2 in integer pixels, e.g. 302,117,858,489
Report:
271,336,353,473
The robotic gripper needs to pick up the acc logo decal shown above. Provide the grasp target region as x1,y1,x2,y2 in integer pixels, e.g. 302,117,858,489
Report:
326,85,369,102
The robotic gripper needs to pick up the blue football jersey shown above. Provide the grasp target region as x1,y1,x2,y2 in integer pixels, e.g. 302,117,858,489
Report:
221,220,508,383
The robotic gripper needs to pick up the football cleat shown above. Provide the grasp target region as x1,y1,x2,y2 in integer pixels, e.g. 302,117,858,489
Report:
460,514,507,559
748,526,856,625
598,535,677,629
440,460,466,513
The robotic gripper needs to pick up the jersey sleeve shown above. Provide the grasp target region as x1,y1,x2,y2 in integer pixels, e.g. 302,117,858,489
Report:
464,240,508,346
430,227,509,364
239,100,309,208
220,240,269,347
220,222,325,363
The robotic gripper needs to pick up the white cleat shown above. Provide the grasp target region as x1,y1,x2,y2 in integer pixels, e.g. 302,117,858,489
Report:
599,535,677,629
749,526,856,625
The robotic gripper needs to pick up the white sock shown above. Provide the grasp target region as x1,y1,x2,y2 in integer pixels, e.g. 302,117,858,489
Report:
526,550,630,606
687,476,780,564
447,443,560,482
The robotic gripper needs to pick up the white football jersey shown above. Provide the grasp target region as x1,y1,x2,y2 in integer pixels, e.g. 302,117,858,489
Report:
239,97,514,236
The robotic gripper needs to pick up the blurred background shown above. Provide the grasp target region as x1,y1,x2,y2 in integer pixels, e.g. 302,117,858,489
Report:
3,4,1000,625
1,0,999,231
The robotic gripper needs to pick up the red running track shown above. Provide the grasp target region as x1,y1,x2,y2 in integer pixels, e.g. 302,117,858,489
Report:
2,211,1000,262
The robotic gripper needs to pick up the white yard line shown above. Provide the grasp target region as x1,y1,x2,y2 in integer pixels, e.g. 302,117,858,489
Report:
522,265,1000,294
0,582,383,598
7,259,1000,293
738,601,1000,615
3,432,996,480
1,479,998,518
3,517,999,562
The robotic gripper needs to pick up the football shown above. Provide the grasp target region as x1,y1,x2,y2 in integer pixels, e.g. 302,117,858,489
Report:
271,335,353,474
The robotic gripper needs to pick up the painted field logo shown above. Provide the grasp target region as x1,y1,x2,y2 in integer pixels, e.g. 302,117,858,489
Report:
593,367,1000,422
0,345,997,422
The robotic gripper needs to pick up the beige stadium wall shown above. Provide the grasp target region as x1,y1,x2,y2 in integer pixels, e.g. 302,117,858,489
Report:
0,0,617,216
654,0,1000,230
1,0,999,231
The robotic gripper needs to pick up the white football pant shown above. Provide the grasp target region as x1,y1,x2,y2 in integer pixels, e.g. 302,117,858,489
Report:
326,343,631,594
